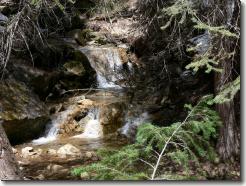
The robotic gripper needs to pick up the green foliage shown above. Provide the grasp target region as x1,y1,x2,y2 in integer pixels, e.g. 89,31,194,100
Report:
72,96,221,180
71,145,148,180
160,0,239,76
208,76,240,104
192,18,239,38
185,54,222,73
160,0,196,30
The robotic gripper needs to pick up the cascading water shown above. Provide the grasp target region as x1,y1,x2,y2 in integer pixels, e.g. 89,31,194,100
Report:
32,121,58,145
31,46,140,145
73,108,103,138
79,46,128,89
97,73,121,89
32,106,76,145
119,112,149,138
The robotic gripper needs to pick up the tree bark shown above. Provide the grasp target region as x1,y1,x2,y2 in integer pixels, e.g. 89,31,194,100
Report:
212,0,240,161
0,122,22,180
215,64,240,160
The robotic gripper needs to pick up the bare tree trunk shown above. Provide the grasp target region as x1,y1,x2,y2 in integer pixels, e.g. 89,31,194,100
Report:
214,52,240,160
216,100,239,160
0,122,22,180
211,0,240,161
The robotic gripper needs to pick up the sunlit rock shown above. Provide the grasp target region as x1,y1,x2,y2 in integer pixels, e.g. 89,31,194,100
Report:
57,144,81,157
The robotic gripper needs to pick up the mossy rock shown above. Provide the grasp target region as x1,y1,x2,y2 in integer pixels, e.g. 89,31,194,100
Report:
63,61,86,76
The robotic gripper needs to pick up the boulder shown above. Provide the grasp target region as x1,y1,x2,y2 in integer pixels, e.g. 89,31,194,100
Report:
63,61,85,76
46,149,57,156
0,79,49,145
53,105,88,137
57,144,80,157
21,147,41,158
99,102,126,134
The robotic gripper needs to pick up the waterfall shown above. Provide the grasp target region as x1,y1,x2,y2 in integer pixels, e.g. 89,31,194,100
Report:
97,73,121,89
73,108,103,139
32,107,75,145
32,121,58,145
119,112,149,138
79,47,125,89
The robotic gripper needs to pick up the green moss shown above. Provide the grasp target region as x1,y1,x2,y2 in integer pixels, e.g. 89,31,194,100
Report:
63,61,86,76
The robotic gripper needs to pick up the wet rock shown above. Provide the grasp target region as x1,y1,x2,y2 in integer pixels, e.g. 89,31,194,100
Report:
57,144,81,157
0,79,49,145
99,102,126,134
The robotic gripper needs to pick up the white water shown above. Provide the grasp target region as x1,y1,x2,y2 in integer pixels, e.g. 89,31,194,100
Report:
32,121,58,145
73,108,103,139
97,73,121,89
32,107,75,145
120,112,149,138
79,47,125,89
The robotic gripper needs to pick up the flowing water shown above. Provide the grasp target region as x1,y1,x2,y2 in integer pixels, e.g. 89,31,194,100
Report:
73,108,102,139
15,45,151,180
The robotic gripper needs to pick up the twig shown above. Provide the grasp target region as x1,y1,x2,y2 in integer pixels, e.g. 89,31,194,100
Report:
151,105,195,180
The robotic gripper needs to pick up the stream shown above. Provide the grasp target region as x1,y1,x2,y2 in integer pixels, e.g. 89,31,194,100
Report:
13,44,151,180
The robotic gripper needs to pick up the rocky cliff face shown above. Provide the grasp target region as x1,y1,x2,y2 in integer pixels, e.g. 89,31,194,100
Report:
0,78,49,145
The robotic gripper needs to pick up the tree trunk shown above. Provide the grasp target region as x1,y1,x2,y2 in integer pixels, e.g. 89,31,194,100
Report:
214,67,240,160
211,0,240,161
214,52,240,160
0,122,22,180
